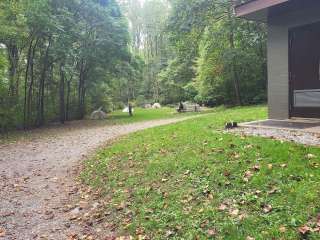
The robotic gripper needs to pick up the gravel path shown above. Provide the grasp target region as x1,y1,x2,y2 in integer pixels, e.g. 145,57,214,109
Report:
0,117,194,240
232,127,320,146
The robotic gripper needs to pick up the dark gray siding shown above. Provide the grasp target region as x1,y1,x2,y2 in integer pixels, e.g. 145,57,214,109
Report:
267,5,320,119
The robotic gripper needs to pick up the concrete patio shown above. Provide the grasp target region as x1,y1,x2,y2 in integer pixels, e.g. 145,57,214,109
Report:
233,119,320,146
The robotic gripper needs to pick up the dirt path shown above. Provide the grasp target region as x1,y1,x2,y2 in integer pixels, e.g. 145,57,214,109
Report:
0,117,195,240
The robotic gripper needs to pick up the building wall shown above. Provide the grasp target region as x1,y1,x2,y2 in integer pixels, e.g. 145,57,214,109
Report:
267,3,320,119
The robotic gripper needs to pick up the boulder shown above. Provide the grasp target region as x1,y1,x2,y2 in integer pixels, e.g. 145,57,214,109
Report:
90,107,107,120
144,104,152,109
122,107,134,113
152,103,161,109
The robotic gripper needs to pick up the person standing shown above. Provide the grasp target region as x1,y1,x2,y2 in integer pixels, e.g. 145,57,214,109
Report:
128,103,133,116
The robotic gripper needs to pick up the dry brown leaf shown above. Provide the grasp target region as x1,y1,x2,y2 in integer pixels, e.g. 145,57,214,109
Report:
307,153,316,159
238,213,247,221
165,230,175,238
262,204,273,214
116,236,133,240
317,214,320,227
207,229,217,237
252,164,260,171
279,226,287,233
234,153,240,159
243,170,253,182
246,236,255,240
137,235,148,240
268,187,278,195
0,227,6,237
230,209,239,216
298,225,311,235
218,204,227,211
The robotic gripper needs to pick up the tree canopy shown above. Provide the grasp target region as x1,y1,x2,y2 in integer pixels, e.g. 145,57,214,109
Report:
0,0,267,130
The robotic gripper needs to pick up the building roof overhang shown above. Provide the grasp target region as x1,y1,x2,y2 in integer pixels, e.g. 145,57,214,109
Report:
235,0,290,22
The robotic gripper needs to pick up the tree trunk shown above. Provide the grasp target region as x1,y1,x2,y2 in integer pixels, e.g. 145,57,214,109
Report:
59,62,66,124
23,39,34,129
26,38,39,126
37,38,52,126
78,59,87,119
228,1,242,106
7,43,19,99
66,76,72,121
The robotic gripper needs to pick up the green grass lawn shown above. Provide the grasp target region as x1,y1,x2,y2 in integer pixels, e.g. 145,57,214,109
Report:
0,107,207,144
106,107,213,124
82,105,320,239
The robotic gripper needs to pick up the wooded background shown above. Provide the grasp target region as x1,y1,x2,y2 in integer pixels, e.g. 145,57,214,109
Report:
0,0,267,130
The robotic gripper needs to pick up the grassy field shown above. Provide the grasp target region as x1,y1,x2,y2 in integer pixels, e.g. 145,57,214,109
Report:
106,107,213,124
82,105,320,239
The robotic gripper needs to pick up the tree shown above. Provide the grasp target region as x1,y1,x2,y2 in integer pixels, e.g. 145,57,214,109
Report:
0,0,136,130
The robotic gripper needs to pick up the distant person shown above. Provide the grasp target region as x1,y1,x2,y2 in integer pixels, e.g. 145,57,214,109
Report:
178,102,184,112
128,103,133,117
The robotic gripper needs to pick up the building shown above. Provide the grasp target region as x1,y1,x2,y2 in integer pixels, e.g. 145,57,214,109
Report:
235,0,320,119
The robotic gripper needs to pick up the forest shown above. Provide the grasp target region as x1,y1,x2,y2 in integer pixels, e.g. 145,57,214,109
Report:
0,0,267,130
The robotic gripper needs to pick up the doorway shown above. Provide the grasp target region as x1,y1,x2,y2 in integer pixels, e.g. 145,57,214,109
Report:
289,21,320,118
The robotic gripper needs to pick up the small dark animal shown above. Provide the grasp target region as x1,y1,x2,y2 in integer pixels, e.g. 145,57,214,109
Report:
225,122,233,129
225,122,238,129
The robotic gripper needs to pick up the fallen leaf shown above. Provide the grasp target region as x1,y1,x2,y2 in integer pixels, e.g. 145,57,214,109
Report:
135,228,145,235
207,229,217,237
279,226,287,233
243,170,253,182
165,230,175,238
268,187,279,195
298,225,311,235
252,165,260,171
67,233,78,240
280,164,288,168
229,209,239,216
218,204,227,211
238,213,247,221
255,190,262,195
262,204,273,214
268,164,273,170
307,154,316,159
184,170,190,175
317,214,320,227
116,236,133,240
137,235,148,240
0,227,6,237
246,236,255,240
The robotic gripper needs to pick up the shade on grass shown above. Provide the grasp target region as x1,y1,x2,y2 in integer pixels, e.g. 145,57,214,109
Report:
81,106,320,239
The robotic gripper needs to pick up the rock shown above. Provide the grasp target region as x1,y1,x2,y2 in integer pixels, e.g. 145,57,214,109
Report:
152,103,161,109
70,207,81,215
144,104,152,109
90,107,107,120
122,107,134,113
